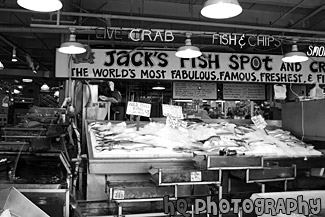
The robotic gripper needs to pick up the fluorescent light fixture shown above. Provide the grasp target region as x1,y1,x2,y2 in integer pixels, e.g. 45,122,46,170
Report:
0,61,3,70
175,39,202,58
174,99,193,102
22,78,33,83
41,83,50,91
59,34,86,54
282,44,309,63
17,0,63,12
12,47,17,62
152,86,165,90
201,0,243,19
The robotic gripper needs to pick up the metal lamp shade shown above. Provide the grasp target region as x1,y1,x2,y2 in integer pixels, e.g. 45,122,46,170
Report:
58,34,86,55
17,0,62,12
282,44,309,63
175,39,202,58
201,0,243,19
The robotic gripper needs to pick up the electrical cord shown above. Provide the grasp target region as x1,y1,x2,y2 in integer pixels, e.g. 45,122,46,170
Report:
289,83,301,99
289,83,305,141
301,100,305,141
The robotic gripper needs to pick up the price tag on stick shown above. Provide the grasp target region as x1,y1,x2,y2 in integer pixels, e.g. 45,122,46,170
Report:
166,116,187,128
127,101,151,131
126,101,151,117
251,115,267,130
162,104,183,119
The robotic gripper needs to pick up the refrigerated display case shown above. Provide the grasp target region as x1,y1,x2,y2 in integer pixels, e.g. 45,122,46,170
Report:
84,118,325,216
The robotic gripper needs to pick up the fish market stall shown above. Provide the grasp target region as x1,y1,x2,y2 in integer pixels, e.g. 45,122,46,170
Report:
85,119,325,204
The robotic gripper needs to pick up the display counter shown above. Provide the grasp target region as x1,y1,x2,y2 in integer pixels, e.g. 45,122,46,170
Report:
85,119,325,204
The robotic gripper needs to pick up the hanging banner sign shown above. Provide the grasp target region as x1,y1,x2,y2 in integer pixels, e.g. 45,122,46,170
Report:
55,49,325,84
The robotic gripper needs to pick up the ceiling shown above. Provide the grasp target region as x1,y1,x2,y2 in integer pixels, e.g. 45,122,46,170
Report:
1,0,325,74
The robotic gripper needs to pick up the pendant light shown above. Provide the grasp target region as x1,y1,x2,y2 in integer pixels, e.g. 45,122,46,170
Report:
54,90,60,97
59,33,86,55
152,82,165,90
282,44,308,63
175,33,202,59
12,47,17,62
13,89,21,95
17,0,62,12
41,83,50,91
201,0,243,19
22,78,33,83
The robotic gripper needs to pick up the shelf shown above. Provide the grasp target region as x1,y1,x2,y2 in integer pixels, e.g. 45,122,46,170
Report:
195,155,264,170
150,167,221,186
0,141,29,145
3,135,48,139
108,181,175,202
230,166,296,183
2,127,46,131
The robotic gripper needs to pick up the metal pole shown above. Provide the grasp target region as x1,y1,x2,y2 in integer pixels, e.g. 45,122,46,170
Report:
1,8,325,36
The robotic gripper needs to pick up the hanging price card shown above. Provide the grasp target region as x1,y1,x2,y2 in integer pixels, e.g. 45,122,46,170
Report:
251,115,267,129
162,104,183,118
126,101,151,117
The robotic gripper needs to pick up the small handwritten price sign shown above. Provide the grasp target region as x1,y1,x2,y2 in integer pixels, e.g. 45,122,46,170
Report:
126,101,151,117
251,115,267,129
166,116,187,128
162,104,183,119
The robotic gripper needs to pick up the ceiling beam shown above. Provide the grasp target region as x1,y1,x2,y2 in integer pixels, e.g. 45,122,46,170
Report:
1,7,325,36
0,35,50,71
269,0,305,26
289,4,325,28
0,68,52,78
